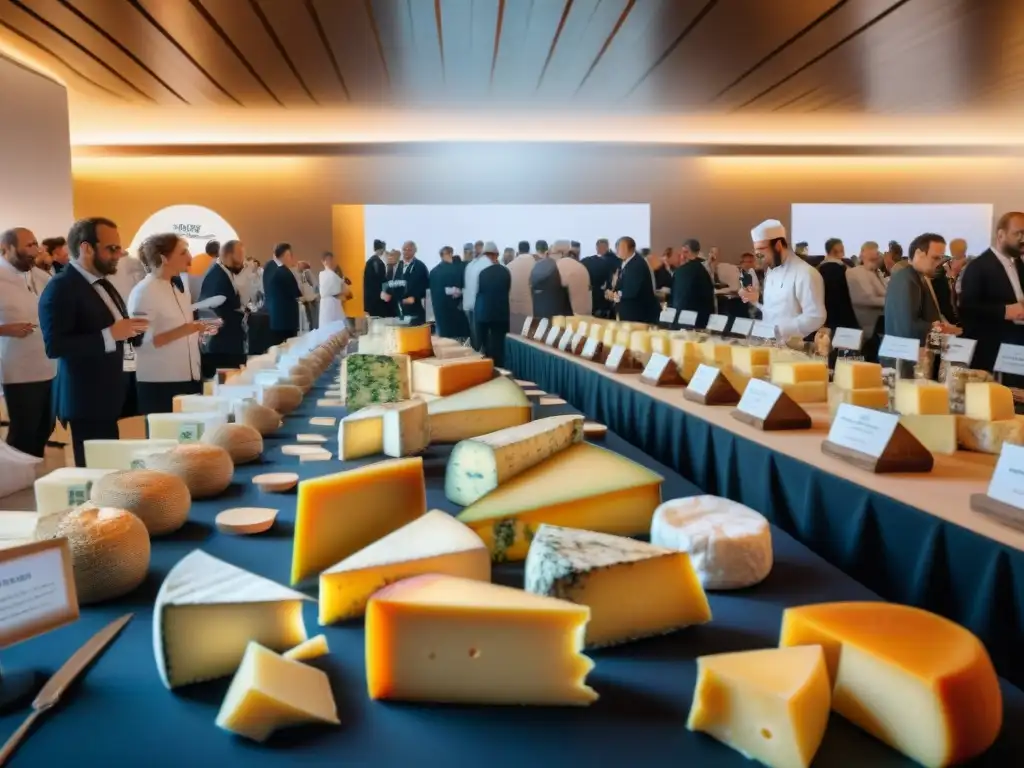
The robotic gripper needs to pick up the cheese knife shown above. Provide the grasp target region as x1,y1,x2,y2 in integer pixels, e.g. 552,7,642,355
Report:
0,613,133,766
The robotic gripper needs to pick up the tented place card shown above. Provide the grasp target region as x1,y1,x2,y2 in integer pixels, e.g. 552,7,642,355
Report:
878,335,921,363
706,314,728,333
822,404,933,473
970,443,1024,532
731,379,811,431
558,329,575,352
532,318,550,341
581,337,604,362
730,318,754,337
684,364,740,406
832,328,864,351
659,308,678,325
677,310,698,328
943,336,977,366
570,332,588,355
604,345,641,373
544,326,562,346
521,316,539,338
750,321,776,341
641,353,685,386
0,539,78,649
994,343,1024,377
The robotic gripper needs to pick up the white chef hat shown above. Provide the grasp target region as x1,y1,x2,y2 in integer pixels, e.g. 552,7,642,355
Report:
751,219,787,243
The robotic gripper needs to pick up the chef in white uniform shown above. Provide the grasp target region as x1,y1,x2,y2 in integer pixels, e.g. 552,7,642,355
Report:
740,219,826,340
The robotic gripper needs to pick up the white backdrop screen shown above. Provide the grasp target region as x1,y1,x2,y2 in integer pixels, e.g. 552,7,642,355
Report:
791,204,993,256
363,204,651,270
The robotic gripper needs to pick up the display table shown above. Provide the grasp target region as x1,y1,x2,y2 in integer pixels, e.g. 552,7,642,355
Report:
4,368,1023,767
506,334,1024,689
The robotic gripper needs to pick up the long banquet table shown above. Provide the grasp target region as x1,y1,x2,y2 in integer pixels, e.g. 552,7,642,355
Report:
3,365,1024,766
505,333,1024,690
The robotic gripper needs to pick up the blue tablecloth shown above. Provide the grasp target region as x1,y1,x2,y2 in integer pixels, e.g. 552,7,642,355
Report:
3,368,1023,766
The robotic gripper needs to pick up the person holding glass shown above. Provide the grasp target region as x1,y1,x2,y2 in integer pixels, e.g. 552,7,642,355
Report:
128,233,219,415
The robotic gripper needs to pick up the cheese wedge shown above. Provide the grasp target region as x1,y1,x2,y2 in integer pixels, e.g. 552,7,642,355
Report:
780,602,1002,767
147,411,228,443
365,574,597,705
779,381,827,404
700,341,734,367
965,382,1015,421
956,415,1024,454
687,646,831,768
283,634,329,662
771,361,828,385
216,642,339,742
342,353,411,411
894,380,950,415
83,439,178,470
385,324,433,359
525,524,710,648
457,443,663,562
337,406,385,460
382,399,430,458
445,415,585,506
154,550,311,689
899,414,957,455
34,467,114,515
731,346,772,375
426,377,532,443
291,458,426,584
411,357,494,396
172,394,234,416
319,510,490,624
834,360,883,390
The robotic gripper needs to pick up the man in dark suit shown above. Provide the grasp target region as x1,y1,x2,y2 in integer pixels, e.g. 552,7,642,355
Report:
474,242,511,367
363,239,388,317
199,239,247,378
262,242,289,294
265,243,302,345
582,238,617,318
671,246,716,328
38,218,149,467
612,236,660,323
429,246,469,340
961,212,1024,375
387,241,429,326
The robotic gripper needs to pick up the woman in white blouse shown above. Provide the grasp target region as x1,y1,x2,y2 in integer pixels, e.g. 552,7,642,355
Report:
127,233,218,415
318,251,351,327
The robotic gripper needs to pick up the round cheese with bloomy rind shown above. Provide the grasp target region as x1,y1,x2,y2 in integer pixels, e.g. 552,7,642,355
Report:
650,495,772,590
202,423,264,465
88,469,190,536
234,400,282,436
140,444,234,499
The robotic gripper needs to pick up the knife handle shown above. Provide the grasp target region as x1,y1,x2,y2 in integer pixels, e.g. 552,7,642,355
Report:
0,709,43,766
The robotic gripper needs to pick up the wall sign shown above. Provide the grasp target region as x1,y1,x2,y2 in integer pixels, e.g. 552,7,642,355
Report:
129,205,239,260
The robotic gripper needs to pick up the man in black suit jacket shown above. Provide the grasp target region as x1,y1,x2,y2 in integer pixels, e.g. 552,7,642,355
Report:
38,218,149,466
961,212,1024,374
265,244,302,345
581,238,618,318
474,243,511,367
363,239,388,317
199,239,247,378
262,241,289,294
612,236,660,323
671,248,716,328
386,241,429,325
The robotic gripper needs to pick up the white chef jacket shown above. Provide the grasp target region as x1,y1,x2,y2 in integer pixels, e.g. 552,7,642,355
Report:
756,253,826,339
127,274,201,383
0,260,56,384
461,255,490,312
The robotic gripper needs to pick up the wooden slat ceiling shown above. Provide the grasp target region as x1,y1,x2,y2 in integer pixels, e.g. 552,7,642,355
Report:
2,0,1021,115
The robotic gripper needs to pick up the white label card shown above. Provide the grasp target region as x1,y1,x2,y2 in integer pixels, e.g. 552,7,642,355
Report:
827,404,900,458
706,314,728,333
943,336,976,366
659,308,678,324
736,378,784,420
686,364,721,396
994,343,1024,376
582,337,600,359
642,353,674,381
677,310,698,327
878,335,921,362
832,328,864,351
521,316,534,336
730,318,754,337
178,423,202,443
987,443,1024,510
533,318,550,341
751,321,776,340
0,539,79,649
545,327,561,346
558,330,574,352
605,345,627,370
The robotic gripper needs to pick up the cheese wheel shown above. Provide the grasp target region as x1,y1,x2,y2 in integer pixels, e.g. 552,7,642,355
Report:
262,384,303,414
287,373,314,393
39,505,150,604
290,362,315,379
202,423,264,465
88,469,190,536
651,495,773,590
142,444,235,499
234,400,282,436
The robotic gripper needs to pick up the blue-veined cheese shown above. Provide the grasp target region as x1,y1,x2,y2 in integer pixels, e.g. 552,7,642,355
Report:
342,353,411,411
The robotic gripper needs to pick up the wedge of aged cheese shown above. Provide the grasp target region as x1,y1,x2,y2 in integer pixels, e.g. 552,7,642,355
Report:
445,415,585,505
216,642,339,742
730,346,773,375
779,381,827,403
780,602,1002,767
365,574,597,705
899,414,957,455
956,415,1024,454
34,467,115,515
319,510,489,624
650,495,772,590
172,394,234,416
283,634,329,662
834,360,883,390
147,411,228,443
381,399,430,458
83,439,178,470
700,341,734,367
337,407,385,459
770,361,828,385
341,353,411,411
827,384,890,419
426,376,532,443
411,357,494,396
628,331,653,361
687,646,831,768
525,524,710,648
291,458,426,584
965,381,1015,421
154,550,311,689
457,443,663,562
384,324,433,359
894,379,950,415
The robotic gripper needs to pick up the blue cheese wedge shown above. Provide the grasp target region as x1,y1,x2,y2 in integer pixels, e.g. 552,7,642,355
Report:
524,524,710,648
342,353,411,411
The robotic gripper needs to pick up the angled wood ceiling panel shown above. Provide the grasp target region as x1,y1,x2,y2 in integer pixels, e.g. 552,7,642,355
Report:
437,0,500,102
488,0,568,100
310,0,390,103
535,0,632,99
369,0,444,101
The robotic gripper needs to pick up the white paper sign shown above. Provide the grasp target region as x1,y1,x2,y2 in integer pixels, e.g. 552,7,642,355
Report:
827,404,900,458
987,443,1024,510
994,343,1024,376
730,318,754,337
832,328,864,351
677,310,698,327
642,353,674,382
533,318,550,341
736,378,784,420
544,327,561,346
659,308,678,324
686,364,721,396
706,314,728,333
582,337,601,359
878,335,921,363
942,335,976,366
520,316,534,336
558,329,574,352
605,345,627,370
0,540,78,648
750,321,776,340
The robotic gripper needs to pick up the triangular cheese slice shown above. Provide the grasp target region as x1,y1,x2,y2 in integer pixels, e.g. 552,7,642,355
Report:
319,510,490,624
283,634,330,662
456,443,663,562
154,550,311,689
366,574,597,705
426,377,531,443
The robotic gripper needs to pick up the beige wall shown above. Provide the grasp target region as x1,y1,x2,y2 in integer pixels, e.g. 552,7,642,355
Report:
72,147,1020,263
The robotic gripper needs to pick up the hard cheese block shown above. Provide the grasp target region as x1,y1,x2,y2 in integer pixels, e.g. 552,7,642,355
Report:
779,381,827,404
319,510,490,624
147,411,228,443
385,324,434,358
731,346,772,374
365,574,597,705
956,416,1024,454
650,495,773,590
894,380,950,415
687,646,831,768
411,357,494,396
827,384,890,419
426,376,531,443
525,524,710,648
899,414,957,455
965,382,1015,421
83,439,178,470
770,361,828,385
445,414,585,506
381,398,430,458
338,407,386,460
291,458,426,583
154,550,311,689
780,602,1002,767
283,634,329,662
172,394,235,416
216,642,339,742
34,467,114,515
456,443,663,562
700,341,734,367
834,360,883,390
342,353,411,411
